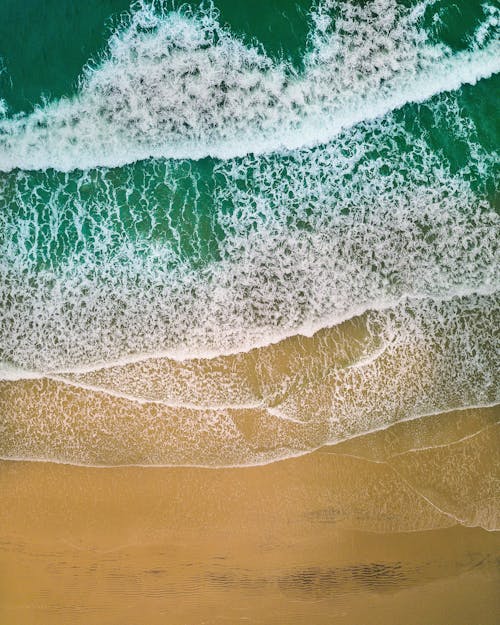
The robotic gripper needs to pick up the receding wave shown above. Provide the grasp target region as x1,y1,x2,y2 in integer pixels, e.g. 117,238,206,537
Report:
1,293,498,466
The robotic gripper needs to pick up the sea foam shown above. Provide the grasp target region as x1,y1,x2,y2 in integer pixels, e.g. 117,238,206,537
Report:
1,89,498,371
0,1,498,467
1,293,498,466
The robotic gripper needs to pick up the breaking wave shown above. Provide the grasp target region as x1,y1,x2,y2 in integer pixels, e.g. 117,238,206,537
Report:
0,0,498,170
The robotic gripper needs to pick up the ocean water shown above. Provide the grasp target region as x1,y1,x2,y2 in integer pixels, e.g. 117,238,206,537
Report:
0,0,499,467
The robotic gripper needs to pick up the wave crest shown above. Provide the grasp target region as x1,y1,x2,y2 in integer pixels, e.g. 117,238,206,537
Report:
0,0,498,171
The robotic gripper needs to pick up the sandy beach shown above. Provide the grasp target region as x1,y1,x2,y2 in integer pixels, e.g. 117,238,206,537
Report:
1,406,498,625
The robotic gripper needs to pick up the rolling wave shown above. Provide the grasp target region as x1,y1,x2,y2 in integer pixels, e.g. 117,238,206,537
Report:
1,99,498,370
0,0,498,171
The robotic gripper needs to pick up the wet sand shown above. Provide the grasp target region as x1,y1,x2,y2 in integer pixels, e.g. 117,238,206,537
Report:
1,407,498,625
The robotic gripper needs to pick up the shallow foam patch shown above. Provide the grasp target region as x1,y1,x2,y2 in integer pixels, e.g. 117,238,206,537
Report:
1,294,498,466
0,0,498,170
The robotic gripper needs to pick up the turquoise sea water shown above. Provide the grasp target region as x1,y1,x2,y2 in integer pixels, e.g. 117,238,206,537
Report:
0,0,498,465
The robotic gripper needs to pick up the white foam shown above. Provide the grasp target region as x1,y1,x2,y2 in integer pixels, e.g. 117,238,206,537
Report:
0,363,44,381
0,289,495,379
1,99,498,370
1,294,498,467
45,373,265,411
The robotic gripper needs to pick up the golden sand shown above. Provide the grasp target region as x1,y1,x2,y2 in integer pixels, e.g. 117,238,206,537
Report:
1,406,498,625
